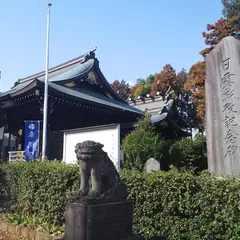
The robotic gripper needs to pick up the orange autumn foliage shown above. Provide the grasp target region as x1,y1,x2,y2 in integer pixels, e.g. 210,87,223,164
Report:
183,80,191,92
200,18,236,58
197,103,205,123
130,84,141,98
151,64,176,96
196,15,238,122
184,61,206,122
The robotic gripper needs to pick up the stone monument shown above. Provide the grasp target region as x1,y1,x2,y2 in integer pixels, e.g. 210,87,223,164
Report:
144,158,160,173
205,36,240,177
63,140,144,240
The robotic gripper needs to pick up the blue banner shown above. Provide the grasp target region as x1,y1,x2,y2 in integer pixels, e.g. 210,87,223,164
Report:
24,121,40,160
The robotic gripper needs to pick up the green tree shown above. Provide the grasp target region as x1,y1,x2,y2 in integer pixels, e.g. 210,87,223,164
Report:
173,69,199,131
145,74,157,95
146,74,156,86
135,78,149,97
222,0,240,36
130,74,157,98
175,69,188,94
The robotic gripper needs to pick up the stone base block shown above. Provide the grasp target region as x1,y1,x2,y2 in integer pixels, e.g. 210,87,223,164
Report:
148,237,168,240
121,235,145,240
64,200,134,240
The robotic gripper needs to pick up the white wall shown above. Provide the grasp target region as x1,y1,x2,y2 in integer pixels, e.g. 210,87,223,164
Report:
63,124,120,171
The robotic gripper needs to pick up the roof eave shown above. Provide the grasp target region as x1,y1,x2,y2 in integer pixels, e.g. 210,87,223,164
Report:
94,58,127,103
47,82,143,116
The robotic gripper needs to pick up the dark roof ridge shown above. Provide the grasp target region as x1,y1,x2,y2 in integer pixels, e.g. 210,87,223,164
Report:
18,47,97,84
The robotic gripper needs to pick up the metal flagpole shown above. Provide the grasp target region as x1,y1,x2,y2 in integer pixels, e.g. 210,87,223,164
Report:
42,2,52,160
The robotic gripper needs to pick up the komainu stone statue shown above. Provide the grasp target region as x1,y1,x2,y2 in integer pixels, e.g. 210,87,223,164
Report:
70,140,128,204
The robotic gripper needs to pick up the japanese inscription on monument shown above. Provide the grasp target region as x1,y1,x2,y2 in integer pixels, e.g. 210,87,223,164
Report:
221,57,238,158
205,36,240,177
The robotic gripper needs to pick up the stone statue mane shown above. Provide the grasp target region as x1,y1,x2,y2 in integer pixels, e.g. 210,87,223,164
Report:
70,140,128,204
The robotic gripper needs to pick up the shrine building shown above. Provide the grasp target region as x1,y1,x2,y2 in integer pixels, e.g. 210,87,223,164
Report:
0,49,143,160
0,49,189,161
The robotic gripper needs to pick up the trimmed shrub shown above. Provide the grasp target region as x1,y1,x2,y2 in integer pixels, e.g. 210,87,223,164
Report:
1,162,240,240
121,116,207,172
169,135,207,171
121,115,164,171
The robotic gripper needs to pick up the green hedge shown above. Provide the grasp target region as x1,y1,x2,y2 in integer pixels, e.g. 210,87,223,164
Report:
0,161,79,224
1,162,240,240
121,169,240,240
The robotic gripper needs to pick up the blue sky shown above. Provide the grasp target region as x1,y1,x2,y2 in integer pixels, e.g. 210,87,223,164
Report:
0,0,223,91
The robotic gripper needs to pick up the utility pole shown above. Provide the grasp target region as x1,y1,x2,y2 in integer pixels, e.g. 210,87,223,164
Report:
42,2,51,160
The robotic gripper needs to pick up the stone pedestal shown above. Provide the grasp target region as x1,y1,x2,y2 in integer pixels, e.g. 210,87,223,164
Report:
64,200,138,240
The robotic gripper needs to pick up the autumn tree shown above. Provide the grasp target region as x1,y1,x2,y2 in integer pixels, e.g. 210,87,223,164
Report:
200,18,237,57
111,79,130,101
130,80,145,99
130,84,141,98
151,64,176,97
184,61,206,126
200,0,240,58
195,0,239,127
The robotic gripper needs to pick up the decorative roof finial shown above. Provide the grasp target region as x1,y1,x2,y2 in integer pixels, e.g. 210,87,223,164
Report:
92,46,97,52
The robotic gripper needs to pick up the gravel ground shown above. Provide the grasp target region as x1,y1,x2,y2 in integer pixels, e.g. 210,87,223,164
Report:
0,229,26,240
